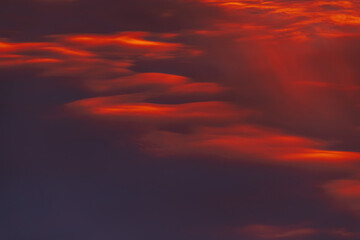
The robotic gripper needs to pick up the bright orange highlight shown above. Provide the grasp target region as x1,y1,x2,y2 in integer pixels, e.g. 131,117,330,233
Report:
67,32,182,49
279,149,360,163
43,46,94,57
68,96,241,121
95,104,175,115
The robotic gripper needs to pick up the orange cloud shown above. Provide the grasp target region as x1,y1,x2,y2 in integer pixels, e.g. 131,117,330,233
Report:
0,31,198,71
0,41,47,52
42,46,94,57
67,96,244,124
0,40,88,68
0,33,203,96
0,36,218,97
67,32,181,48
195,0,360,41
63,32,199,59
140,125,360,166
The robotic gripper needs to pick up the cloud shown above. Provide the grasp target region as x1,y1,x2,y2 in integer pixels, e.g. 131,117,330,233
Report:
0,0,223,41
67,96,245,127
194,0,360,41
62,32,200,59
323,178,360,214
3,0,360,239
86,72,224,96
237,224,317,239
2,8,359,172
4,32,358,170
0,31,196,66
0,31,200,84
86,73,188,91
140,125,360,166
229,224,359,239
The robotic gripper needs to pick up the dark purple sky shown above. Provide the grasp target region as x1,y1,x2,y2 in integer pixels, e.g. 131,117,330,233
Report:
2,0,360,239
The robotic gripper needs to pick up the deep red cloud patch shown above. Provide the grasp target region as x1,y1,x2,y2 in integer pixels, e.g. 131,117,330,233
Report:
324,179,360,214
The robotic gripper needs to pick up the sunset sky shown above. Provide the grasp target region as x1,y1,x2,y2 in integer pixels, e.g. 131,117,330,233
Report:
2,0,360,239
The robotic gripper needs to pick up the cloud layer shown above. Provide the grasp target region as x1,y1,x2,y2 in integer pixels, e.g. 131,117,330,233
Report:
2,0,360,239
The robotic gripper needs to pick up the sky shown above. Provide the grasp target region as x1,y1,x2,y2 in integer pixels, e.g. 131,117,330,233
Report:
1,0,360,239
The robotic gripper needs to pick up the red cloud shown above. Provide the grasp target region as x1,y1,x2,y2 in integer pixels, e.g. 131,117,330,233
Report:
67,32,181,48
67,96,245,125
63,31,200,59
88,73,189,92
225,223,359,239
87,72,224,95
0,31,198,70
140,125,360,166
237,224,317,239
2,17,359,172
0,33,204,94
169,82,225,95
323,179,360,214
194,0,360,41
